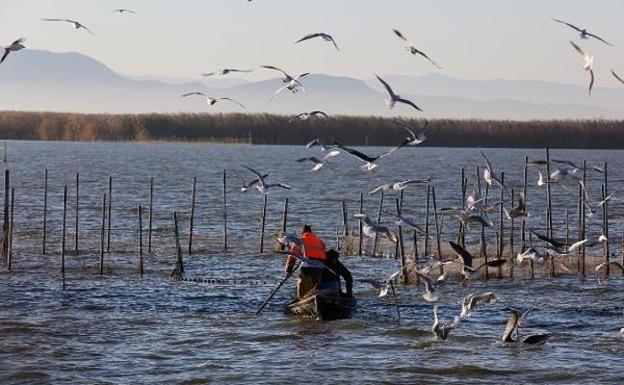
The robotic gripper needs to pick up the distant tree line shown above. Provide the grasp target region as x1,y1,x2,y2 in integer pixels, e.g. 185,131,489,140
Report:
0,111,622,148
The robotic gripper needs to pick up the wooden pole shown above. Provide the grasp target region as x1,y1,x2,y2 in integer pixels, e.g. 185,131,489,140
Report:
259,194,268,253
509,188,515,279
100,193,106,276
8,187,14,271
432,187,443,275
565,208,570,246
358,193,364,256
481,183,490,280
223,170,228,251
148,177,154,254
602,186,609,276
341,200,348,255
395,198,406,283
398,190,405,262
42,169,48,255
188,176,197,255
173,211,184,275
372,191,385,256
2,170,9,261
62,186,67,290
107,176,112,253
604,162,610,275
424,185,431,257
497,172,505,279
277,198,288,251
545,148,554,277
139,205,144,277
577,182,583,275
581,161,587,277
457,168,466,245
522,156,532,279
74,172,79,257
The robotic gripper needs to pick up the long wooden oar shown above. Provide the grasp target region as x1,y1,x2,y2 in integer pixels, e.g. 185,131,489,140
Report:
256,263,299,315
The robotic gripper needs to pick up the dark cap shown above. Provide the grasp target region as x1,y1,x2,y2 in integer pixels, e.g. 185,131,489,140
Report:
326,249,340,260
302,224,312,233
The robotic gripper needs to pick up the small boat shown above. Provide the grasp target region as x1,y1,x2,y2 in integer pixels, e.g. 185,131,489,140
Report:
285,293,357,320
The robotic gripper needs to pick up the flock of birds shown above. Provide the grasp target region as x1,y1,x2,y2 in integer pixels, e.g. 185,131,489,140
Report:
3,5,624,342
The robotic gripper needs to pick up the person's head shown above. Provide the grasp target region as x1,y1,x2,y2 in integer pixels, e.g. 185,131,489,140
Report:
326,249,340,266
301,224,312,234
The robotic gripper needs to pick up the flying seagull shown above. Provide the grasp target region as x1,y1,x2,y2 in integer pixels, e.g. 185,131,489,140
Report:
460,292,500,319
242,165,292,195
530,230,587,255
413,269,439,302
296,157,325,171
181,92,246,109
506,192,528,219
1,38,25,64
553,19,612,46
230,169,270,193
262,65,309,100
289,111,328,123
570,41,595,95
112,8,136,14
432,305,460,340
202,68,253,77
394,119,429,146
375,75,422,112
595,261,624,284
295,32,339,51
42,18,95,35
354,213,398,244
448,241,507,285
393,29,441,69
305,138,336,152
480,150,509,196
334,140,405,171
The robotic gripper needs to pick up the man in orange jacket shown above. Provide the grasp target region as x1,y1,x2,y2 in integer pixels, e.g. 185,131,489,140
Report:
286,224,327,299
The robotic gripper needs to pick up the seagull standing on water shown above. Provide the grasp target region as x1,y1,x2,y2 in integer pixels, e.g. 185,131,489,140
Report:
393,29,442,69
570,41,595,95
553,19,613,46
295,32,340,51
1,38,25,64
375,75,423,112
42,18,95,35
181,92,246,109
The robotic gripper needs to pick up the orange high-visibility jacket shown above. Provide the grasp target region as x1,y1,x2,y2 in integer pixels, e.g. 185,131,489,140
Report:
291,231,327,261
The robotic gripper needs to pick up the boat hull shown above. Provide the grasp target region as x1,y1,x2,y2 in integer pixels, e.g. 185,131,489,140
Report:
285,294,357,320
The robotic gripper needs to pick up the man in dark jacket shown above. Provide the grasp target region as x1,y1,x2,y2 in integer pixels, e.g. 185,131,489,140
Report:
318,249,353,297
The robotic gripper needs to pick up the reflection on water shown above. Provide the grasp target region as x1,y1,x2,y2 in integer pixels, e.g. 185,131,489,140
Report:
1,141,624,384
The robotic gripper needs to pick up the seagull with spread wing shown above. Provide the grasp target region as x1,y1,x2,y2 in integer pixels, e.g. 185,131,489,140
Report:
289,111,328,123
112,8,136,14
393,29,441,69
375,75,422,111
394,119,429,146
202,68,253,77
295,32,340,51
611,70,624,86
242,165,292,195
553,19,612,46
181,92,246,109
1,38,25,64
334,140,405,171
570,41,595,95
262,65,310,100
42,18,95,35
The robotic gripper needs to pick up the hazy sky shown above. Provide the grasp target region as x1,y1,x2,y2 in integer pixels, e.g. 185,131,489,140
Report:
2,0,624,86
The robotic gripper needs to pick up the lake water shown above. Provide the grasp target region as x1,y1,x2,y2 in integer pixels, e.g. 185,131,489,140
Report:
1,141,623,384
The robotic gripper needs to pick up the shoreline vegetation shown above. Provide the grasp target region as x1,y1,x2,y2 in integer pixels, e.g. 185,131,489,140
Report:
0,111,623,148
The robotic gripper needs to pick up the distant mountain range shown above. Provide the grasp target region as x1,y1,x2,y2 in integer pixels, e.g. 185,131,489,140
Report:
1,49,623,119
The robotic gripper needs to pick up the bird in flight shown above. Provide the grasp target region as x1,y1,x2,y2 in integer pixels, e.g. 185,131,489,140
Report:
202,68,253,77
570,41,595,95
289,111,328,123
393,29,441,69
42,18,95,35
181,92,246,109
394,119,429,146
295,32,340,51
334,140,405,171
112,9,136,14
1,38,26,64
553,19,612,47
611,70,624,86
375,75,422,112
262,65,309,100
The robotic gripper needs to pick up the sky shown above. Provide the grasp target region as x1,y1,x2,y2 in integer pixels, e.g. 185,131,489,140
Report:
1,0,624,87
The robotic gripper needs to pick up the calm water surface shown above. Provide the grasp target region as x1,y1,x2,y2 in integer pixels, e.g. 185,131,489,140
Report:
1,141,623,384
